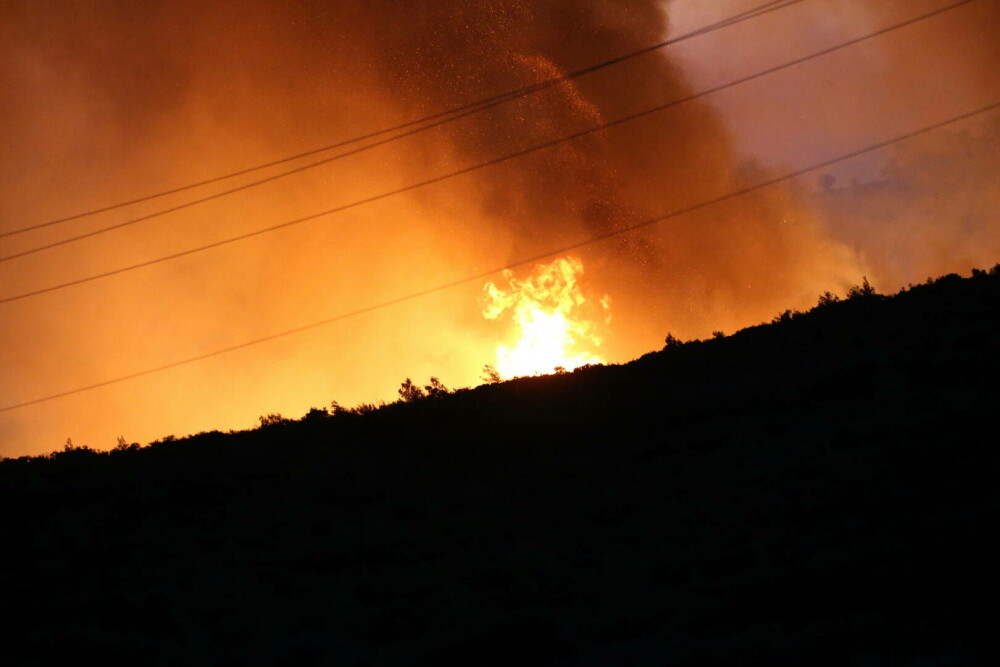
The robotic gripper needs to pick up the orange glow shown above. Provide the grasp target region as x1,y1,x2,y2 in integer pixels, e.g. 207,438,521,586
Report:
483,257,608,378
1,2,998,458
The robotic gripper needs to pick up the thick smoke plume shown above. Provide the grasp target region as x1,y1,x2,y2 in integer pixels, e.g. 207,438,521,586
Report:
0,0,996,456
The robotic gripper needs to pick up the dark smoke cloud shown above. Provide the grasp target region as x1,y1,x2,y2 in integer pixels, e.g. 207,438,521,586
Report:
331,0,863,344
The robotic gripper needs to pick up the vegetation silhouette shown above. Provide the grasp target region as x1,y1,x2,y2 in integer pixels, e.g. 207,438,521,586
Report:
2,265,999,664
481,364,503,384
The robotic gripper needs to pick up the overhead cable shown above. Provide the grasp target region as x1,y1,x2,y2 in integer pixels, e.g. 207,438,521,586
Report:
0,0,806,244
0,0,976,302
1,99,995,413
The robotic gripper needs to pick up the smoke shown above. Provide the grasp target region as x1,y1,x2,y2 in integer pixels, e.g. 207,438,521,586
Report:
0,0,995,456
342,0,866,345
800,1,1000,289
812,115,1000,283
671,0,1000,291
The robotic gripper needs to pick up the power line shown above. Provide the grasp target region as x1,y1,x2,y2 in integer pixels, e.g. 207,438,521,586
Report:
0,0,806,247
0,0,975,304
1,100,996,414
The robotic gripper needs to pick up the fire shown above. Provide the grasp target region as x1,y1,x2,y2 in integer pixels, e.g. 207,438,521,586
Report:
483,257,608,379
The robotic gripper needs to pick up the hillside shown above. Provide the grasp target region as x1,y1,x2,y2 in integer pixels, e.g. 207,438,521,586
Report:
2,267,999,665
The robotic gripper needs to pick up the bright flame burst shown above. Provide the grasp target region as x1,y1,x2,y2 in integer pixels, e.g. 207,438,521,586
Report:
483,257,609,379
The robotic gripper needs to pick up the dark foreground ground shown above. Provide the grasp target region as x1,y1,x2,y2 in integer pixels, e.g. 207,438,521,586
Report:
2,268,998,665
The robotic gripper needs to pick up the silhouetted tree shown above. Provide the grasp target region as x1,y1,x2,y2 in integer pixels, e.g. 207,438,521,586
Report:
481,365,502,384
351,402,382,415
398,378,426,402
259,413,288,428
846,277,877,300
817,291,840,306
423,377,449,399
113,436,139,452
772,309,798,324
303,407,329,422
664,333,683,349
55,437,95,459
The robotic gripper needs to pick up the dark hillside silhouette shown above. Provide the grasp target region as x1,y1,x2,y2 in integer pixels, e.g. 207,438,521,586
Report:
2,266,1000,665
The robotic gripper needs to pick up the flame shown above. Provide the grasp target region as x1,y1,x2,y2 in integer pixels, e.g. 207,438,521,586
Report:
483,257,608,379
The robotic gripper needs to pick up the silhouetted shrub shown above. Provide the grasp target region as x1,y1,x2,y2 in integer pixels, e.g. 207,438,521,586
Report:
259,413,288,428
423,377,450,399
302,407,329,422
398,378,426,403
817,291,840,306
51,438,97,461
664,333,683,349
846,277,877,300
351,402,382,415
113,436,140,453
481,365,502,384
712,330,726,339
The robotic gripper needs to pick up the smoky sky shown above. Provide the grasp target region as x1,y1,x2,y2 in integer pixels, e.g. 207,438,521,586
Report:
1,0,997,456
